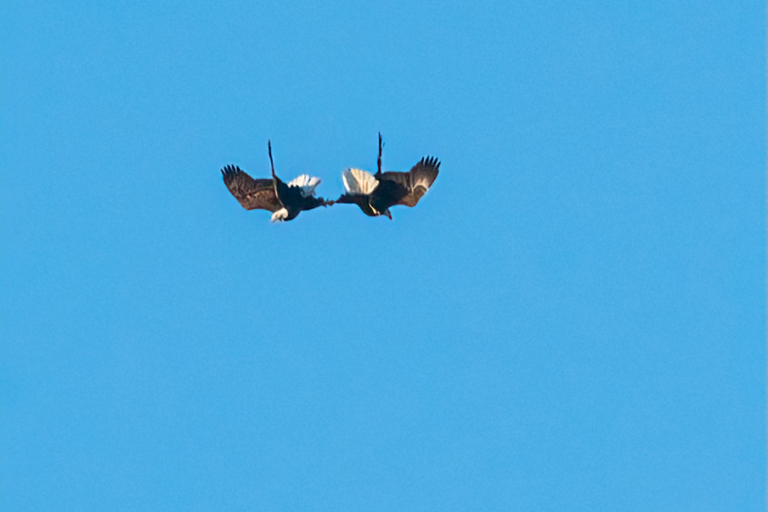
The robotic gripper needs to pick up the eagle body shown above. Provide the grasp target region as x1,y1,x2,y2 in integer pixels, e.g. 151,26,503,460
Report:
270,173,328,221
336,156,440,219
221,142,331,222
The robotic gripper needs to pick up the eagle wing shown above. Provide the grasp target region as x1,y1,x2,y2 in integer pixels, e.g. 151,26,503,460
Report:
222,165,282,212
381,156,440,207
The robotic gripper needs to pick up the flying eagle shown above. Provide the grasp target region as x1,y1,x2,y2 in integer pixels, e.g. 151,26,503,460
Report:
335,134,439,219
221,141,332,222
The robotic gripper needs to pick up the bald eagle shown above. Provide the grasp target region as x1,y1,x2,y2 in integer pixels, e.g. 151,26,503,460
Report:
222,141,332,222
335,134,439,219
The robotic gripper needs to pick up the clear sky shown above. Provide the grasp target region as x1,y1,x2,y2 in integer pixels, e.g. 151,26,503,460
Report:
1,0,764,510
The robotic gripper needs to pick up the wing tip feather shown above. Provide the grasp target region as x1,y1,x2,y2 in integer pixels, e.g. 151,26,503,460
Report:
221,164,245,180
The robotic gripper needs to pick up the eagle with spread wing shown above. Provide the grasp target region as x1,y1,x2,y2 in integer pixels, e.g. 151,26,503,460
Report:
222,141,333,222
335,134,439,219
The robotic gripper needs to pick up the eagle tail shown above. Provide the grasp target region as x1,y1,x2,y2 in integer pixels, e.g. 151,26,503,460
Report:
287,174,321,197
342,168,379,195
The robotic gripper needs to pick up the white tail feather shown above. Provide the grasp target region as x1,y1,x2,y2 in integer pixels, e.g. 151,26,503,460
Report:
342,168,379,195
287,174,321,197
270,208,289,222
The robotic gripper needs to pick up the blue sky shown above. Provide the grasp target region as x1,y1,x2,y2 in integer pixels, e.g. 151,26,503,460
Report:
1,0,764,510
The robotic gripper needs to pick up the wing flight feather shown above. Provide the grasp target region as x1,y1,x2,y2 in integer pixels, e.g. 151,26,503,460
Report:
381,157,440,207
221,165,282,212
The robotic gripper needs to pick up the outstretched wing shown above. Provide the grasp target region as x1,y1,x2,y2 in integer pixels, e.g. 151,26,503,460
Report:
381,156,440,207
221,165,282,212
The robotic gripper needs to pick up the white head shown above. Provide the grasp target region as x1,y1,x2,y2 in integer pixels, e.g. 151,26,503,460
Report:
270,207,289,222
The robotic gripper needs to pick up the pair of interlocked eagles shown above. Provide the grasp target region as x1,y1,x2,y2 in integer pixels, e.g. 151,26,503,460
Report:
221,134,440,222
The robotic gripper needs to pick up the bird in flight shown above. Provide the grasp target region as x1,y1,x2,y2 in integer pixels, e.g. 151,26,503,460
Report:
335,133,439,219
221,141,333,222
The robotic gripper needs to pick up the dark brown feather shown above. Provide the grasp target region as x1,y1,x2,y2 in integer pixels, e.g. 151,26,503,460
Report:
381,156,440,208
221,165,282,212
